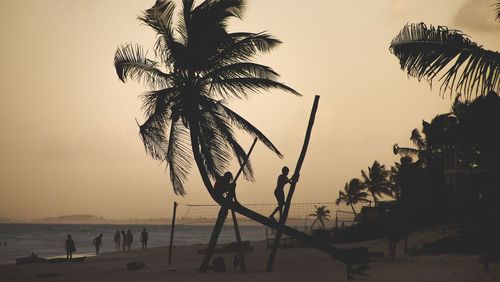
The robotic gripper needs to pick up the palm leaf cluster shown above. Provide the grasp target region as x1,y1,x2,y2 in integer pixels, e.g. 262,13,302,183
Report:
308,205,331,229
115,0,299,195
390,23,500,99
336,178,370,216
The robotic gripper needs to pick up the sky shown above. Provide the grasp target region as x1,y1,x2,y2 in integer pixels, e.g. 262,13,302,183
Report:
1,0,499,220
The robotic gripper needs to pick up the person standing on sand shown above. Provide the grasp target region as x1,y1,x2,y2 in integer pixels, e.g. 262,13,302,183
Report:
140,228,149,250
114,230,121,251
93,234,103,256
126,230,133,250
385,209,402,258
121,230,127,251
65,234,76,259
270,166,297,220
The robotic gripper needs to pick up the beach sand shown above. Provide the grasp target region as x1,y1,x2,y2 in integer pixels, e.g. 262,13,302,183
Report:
1,227,499,281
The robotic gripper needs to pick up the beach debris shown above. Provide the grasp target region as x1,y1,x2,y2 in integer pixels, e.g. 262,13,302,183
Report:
212,256,226,272
126,261,145,271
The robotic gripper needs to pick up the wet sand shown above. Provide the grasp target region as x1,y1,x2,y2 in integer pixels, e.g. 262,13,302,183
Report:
1,228,499,281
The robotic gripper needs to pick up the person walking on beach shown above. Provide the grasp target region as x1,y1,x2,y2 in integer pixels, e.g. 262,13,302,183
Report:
270,166,297,220
93,234,103,256
114,230,121,251
65,234,76,259
121,230,127,251
140,228,149,250
126,230,133,250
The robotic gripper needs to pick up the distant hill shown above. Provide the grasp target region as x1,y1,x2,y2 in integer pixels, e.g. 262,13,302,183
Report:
31,215,170,225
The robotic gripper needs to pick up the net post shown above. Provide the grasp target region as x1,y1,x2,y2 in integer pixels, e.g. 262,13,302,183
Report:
168,201,178,266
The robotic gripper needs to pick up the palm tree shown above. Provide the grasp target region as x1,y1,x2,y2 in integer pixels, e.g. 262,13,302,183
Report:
114,0,299,196
308,206,331,230
393,113,456,168
361,161,392,206
336,178,370,216
389,9,500,100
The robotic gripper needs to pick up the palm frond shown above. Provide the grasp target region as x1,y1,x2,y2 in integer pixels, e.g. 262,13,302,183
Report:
390,23,500,99
209,107,255,181
138,115,169,160
496,1,500,21
198,111,232,179
138,0,176,39
166,120,193,196
410,128,425,149
208,32,282,68
114,44,171,90
208,77,300,99
203,62,279,82
140,87,179,118
216,102,283,157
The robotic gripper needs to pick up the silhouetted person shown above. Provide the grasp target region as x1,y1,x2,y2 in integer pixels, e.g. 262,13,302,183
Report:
114,230,121,251
214,172,236,203
93,234,103,256
140,228,149,250
126,230,133,250
385,210,402,258
121,230,127,251
65,234,76,259
270,166,297,220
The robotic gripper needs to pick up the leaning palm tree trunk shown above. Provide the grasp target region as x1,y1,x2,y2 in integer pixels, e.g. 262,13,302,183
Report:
198,138,257,273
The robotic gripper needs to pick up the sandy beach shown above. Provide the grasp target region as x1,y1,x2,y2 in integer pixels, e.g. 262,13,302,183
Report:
1,227,499,282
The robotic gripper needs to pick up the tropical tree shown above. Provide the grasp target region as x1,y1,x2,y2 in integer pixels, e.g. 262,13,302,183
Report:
336,178,370,216
389,1,500,100
361,161,392,206
309,205,331,230
114,0,299,197
393,113,456,168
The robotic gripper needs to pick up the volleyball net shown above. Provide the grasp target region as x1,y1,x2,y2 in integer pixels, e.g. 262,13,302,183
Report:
174,202,356,228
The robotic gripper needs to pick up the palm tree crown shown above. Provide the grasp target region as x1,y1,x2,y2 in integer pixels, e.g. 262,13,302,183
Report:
336,178,369,216
308,205,331,229
114,0,299,195
361,161,392,206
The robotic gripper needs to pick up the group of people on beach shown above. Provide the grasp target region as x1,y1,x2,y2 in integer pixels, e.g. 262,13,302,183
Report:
64,228,150,258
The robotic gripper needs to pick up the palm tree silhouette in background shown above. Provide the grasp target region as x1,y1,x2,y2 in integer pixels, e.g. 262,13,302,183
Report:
393,113,456,168
336,178,370,216
389,0,500,100
361,161,392,206
309,205,331,230
114,0,299,196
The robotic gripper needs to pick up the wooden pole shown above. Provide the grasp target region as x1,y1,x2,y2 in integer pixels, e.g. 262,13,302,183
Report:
231,210,246,272
168,201,178,266
198,138,258,273
266,95,320,272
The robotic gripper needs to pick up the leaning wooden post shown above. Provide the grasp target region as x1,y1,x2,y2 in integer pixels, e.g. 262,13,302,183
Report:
168,201,178,266
266,95,320,272
199,138,258,273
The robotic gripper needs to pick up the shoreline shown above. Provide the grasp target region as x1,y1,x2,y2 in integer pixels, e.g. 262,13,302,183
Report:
1,228,499,281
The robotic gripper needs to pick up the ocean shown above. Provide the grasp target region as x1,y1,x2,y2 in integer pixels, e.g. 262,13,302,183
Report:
0,224,267,265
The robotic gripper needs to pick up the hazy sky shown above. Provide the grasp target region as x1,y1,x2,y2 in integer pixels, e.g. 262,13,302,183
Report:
1,0,499,220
